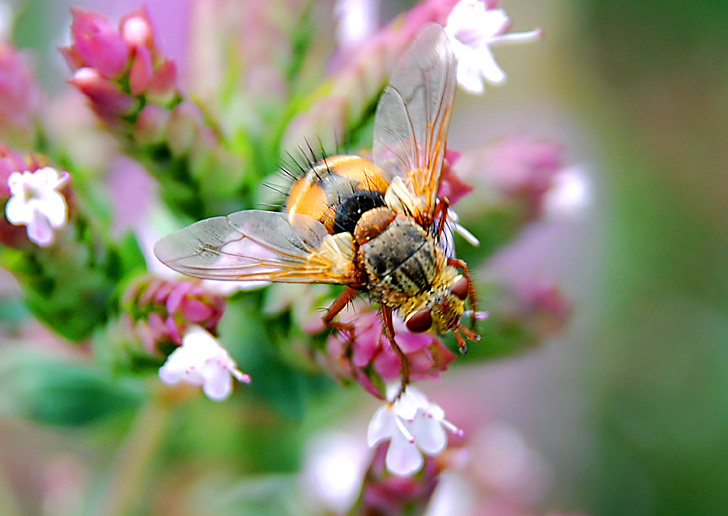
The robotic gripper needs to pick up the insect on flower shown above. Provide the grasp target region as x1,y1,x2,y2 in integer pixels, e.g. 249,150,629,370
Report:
154,24,479,395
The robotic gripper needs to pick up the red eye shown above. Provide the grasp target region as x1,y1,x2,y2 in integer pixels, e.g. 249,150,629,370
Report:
450,277,469,300
406,309,433,333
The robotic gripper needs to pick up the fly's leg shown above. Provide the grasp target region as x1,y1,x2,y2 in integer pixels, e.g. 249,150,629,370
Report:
448,257,480,351
322,286,359,363
433,197,450,238
382,305,410,400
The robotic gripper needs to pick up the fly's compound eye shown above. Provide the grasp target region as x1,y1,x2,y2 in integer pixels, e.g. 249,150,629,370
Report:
406,309,433,333
450,277,469,300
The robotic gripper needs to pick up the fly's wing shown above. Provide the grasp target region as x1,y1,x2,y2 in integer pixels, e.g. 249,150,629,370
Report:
373,23,456,226
154,210,357,284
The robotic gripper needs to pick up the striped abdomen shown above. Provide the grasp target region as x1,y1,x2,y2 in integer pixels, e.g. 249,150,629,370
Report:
286,155,388,235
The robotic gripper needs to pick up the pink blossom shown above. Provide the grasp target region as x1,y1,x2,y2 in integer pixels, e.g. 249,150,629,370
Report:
70,7,130,79
456,137,565,221
123,275,226,353
325,305,456,397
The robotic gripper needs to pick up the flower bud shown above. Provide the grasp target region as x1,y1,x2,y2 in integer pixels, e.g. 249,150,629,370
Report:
324,306,456,398
166,102,203,157
122,275,226,355
133,104,170,145
69,7,130,79
69,68,138,122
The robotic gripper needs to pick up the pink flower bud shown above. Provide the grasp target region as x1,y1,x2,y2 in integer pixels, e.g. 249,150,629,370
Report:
123,275,226,354
120,9,156,50
134,104,170,144
128,44,154,95
69,68,138,118
166,102,203,157
70,7,130,79
146,59,178,103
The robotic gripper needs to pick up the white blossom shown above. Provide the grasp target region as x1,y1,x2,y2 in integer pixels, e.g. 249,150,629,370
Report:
159,325,250,401
367,385,463,476
444,0,542,94
335,0,378,50
5,167,70,247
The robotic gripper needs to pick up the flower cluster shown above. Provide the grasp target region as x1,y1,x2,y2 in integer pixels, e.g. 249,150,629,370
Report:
325,307,457,399
62,7,178,128
122,275,226,354
62,7,243,220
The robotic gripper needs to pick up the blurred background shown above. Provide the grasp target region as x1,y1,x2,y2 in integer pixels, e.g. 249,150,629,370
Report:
1,0,727,515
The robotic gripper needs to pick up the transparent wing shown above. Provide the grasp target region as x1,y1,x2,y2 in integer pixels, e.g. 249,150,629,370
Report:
373,23,456,224
154,210,357,283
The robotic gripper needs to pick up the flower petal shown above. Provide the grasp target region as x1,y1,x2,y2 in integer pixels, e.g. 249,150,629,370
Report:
475,47,506,84
456,61,485,94
412,412,448,455
39,192,68,229
5,195,32,225
367,406,395,446
26,213,54,246
385,432,423,476
202,369,233,401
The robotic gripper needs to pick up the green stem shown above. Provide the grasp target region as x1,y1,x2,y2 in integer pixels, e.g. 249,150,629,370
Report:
87,399,170,516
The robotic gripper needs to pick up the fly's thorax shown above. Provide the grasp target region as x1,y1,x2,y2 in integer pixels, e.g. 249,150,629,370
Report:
286,155,388,234
356,208,441,299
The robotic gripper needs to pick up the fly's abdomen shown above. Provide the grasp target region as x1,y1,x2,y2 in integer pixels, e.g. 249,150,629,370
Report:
286,155,388,235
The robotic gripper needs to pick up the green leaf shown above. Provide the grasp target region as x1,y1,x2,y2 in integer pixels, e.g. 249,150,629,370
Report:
219,294,333,421
0,350,143,427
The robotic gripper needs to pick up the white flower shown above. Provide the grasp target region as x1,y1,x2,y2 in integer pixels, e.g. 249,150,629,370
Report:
5,167,70,246
301,432,369,514
367,385,463,476
335,0,378,50
444,0,542,94
159,325,250,401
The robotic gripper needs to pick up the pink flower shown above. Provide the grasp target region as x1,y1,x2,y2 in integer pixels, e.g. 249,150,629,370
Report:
455,137,565,221
123,275,226,354
69,7,130,79
436,150,473,206
325,305,456,398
